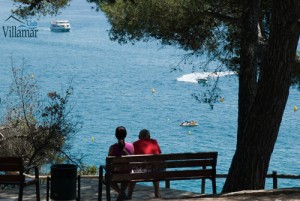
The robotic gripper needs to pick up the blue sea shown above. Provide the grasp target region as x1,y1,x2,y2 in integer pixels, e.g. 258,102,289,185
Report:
0,0,299,193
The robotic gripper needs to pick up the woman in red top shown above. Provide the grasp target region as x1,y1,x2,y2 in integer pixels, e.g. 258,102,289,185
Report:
133,130,161,155
128,129,161,199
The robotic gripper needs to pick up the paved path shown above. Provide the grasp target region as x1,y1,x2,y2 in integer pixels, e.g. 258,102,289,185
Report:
0,177,300,200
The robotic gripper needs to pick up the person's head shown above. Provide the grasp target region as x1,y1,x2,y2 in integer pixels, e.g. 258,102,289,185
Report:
115,126,127,139
139,129,150,140
115,126,127,149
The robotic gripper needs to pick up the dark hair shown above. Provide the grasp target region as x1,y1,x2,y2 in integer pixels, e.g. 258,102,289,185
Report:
139,129,150,140
115,126,127,149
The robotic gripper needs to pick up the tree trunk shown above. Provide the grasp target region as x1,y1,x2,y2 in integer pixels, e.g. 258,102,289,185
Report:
236,0,259,145
223,0,300,192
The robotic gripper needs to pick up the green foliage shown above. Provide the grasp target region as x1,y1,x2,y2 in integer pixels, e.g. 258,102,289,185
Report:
291,52,300,89
80,165,98,175
100,1,225,51
0,59,79,168
11,0,70,18
98,0,300,91
192,77,222,110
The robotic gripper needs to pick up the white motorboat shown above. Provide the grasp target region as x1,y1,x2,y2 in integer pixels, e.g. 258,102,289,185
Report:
50,20,71,32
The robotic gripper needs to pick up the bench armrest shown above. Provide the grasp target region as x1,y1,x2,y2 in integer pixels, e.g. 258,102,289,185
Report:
99,165,106,172
24,165,39,180
99,165,106,185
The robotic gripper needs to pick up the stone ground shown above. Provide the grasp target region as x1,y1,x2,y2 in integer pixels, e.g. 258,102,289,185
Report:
0,177,299,201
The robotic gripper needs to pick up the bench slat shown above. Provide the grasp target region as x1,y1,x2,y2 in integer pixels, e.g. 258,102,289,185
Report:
0,164,22,171
109,159,215,172
108,169,215,182
0,157,22,164
107,152,217,163
0,175,24,183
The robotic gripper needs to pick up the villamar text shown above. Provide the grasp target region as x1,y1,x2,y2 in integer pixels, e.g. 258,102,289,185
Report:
2,26,38,37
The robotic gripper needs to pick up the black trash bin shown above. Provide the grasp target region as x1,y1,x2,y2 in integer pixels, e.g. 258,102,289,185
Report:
51,164,77,200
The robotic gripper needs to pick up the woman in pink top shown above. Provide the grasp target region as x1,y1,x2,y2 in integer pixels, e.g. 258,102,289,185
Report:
108,126,134,201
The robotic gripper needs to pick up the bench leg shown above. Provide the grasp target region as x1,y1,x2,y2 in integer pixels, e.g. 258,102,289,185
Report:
127,182,136,199
153,181,160,198
46,176,50,201
212,178,217,194
104,173,111,201
77,175,81,201
36,181,41,201
106,180,111,201
99,167,103,201
18,184,24,201
165,180,170,188
201,178,205,194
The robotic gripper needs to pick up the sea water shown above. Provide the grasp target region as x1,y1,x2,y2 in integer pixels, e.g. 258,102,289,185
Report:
0,0,299,193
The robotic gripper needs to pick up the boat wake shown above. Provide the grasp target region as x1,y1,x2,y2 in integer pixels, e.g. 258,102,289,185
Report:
177,71,236,84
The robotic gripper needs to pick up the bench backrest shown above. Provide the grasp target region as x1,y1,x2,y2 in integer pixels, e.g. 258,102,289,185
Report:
0,157,25,184
105,152,217,182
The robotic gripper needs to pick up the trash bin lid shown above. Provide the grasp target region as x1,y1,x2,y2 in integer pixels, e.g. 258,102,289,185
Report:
51,164,77,169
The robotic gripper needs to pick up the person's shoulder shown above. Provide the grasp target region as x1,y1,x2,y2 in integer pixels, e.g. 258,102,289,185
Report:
108,144,116,156
133,139,142,144
150,138,158,142
151,138,161,146
125,142,134,146
108,143,116,150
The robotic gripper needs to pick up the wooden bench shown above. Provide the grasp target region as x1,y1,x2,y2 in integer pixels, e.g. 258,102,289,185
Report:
0,157,40,201
99,152,218,201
